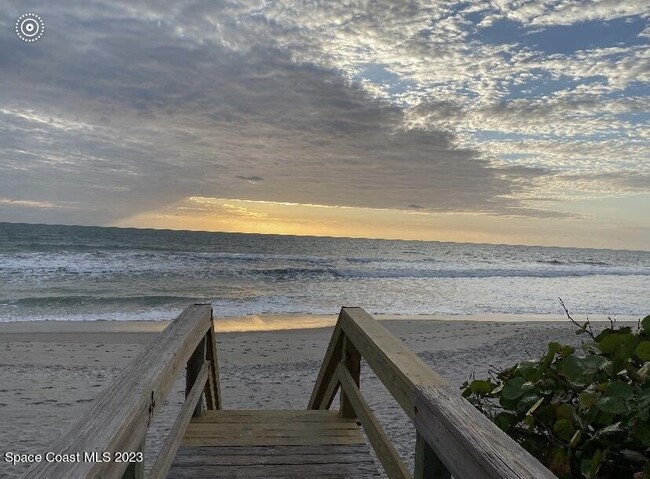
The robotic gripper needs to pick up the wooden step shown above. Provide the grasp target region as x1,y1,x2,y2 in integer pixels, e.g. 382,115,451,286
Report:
167,410,381,478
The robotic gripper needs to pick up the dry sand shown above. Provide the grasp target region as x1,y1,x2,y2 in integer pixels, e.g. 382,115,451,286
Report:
0,314,637,478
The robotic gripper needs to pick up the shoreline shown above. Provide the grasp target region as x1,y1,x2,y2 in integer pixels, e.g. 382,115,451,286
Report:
0,312,641,337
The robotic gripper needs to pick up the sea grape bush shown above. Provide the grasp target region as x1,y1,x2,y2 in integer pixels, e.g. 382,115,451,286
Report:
461,311,650,479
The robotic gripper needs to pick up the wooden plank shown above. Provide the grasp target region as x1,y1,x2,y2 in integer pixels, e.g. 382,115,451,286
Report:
415,385,556,479
337,363,412,479
184,430,363,440
171,444,370,456
22,304,213,479
183,410,365,445
340,335,361,418
184,429,361,439
148,360,210,479
171,452,372,465
192,409,346,422
167,462,381,478
185,422,359,434
338,307,446,419
167,443,381,478
182,435,367,446
414,431,450,479
307,324,343,409
169,444,379,477
186,336,206,417
205,314,222,409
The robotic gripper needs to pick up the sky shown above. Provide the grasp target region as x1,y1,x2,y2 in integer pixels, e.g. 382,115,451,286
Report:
0,0,648,250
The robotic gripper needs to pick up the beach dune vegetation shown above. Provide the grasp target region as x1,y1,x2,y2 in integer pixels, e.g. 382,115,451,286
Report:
462,302,650,479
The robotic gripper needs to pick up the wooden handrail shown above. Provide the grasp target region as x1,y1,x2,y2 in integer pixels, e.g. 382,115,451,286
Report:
21,304,554,479
22,304,220,479
309,307,556,479
149,360,210,479
337,363,411,478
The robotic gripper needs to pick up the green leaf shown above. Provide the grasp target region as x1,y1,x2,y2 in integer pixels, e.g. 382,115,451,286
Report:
594,421,625,437
611,346,632,375
578,391,599,409
581,354,609,372
498,395,519,411
555,403,575,421
607,380,633,400
548,446,571,477
516,360,542,381
468,379,495,395
569,429,581,448
635,341,650,361
620,449,648,463
553,419,575,441
557,355,584,381
494,412,518,432
542,342,561,368
502,377,526,400
560,345,575,358
595,396,626,414
633,419,650,446
516,393,541,415
581,449,604,479
598,332,636,355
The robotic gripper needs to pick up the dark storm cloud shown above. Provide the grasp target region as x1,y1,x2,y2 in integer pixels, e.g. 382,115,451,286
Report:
0,0,546,225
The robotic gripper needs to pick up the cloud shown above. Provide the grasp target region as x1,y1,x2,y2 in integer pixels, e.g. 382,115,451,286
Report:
0,197,76,209
0,0,553,227
236,175,264,183
0,0,647,237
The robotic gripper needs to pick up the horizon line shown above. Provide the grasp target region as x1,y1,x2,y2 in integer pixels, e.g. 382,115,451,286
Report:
2,220,648,254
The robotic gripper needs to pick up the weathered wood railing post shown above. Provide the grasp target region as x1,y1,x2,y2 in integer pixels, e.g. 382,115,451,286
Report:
121,440,145,479
186,336,207,417
340,335,360,418
414,432,450,479
204,310,222,410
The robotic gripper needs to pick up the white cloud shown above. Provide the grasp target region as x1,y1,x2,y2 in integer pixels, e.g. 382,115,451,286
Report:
0,0,647,230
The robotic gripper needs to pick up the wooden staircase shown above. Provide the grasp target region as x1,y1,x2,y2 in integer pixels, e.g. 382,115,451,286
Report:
23,305,556,479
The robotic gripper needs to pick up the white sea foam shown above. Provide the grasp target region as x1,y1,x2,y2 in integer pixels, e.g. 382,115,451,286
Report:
1,223,648,321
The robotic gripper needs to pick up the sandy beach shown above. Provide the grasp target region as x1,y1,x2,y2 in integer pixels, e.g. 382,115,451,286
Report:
0,314,640,477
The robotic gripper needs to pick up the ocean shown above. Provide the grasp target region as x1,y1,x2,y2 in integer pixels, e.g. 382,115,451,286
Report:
0,222,648,322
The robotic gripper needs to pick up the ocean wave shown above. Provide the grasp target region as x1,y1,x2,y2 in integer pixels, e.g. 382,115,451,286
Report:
3,295,200,308
537,259,610,266
330,267,648,279
1,254,648,281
